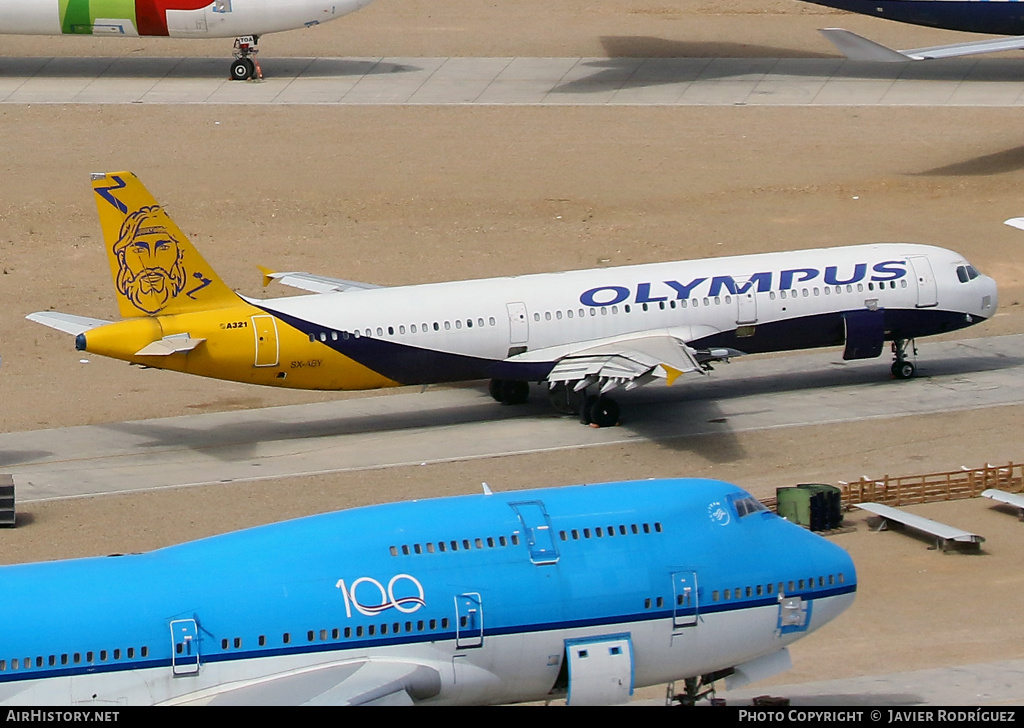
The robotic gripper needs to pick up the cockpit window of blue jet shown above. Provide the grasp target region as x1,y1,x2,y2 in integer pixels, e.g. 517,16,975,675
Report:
0,478,857,705
28,172,998,428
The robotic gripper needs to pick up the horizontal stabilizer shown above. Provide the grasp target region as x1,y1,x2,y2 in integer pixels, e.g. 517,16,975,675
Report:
135,334,205,356
259,267,383,293
820,28,1024,62
1004,218,1024,232
26,311,111,335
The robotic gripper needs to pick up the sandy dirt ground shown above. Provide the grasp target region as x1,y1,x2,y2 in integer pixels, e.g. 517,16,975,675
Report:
1,0,1024,703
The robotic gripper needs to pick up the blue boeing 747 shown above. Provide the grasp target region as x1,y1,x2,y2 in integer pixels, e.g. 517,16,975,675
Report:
0,478,855,705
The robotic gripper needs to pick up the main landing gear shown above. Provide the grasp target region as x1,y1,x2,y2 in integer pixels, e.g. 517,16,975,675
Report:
488,379,621,428
230,35,262,81
891,338,918,380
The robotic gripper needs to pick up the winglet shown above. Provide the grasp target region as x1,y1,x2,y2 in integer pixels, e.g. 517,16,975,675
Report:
257,265,276,287
663,364,683,387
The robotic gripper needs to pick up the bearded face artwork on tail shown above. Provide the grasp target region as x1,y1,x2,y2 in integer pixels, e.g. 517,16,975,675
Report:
113,206,188,315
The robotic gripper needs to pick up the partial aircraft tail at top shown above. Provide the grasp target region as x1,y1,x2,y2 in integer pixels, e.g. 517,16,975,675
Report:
92,171,240,318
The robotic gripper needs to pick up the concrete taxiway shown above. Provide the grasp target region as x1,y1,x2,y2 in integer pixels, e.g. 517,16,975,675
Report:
2,333,1020,502
4,55,1024,105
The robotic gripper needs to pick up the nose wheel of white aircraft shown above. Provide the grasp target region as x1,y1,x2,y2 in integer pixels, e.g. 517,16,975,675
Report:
891,338,918,380
230,35,262,81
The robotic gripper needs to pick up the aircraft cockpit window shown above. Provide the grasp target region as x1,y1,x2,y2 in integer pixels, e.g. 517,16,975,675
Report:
957,264,981,283
729,493,769,518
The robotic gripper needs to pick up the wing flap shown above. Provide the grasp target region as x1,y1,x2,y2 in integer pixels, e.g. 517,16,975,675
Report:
546,335,704,392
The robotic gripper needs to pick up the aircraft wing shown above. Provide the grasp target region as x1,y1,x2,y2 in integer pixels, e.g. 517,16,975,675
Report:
175,659,443,706
25,311,111,335
516,332,742,394
258,266,383,293
819,28,1024,61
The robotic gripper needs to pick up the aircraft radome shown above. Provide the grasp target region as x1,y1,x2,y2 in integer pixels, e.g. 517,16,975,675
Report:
801,0,1024,61
28,172,998,428
0,477,857,705
0,0,377,80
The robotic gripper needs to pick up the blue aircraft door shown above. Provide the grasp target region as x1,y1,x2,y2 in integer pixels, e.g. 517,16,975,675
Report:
507,302,529,345
509,501,559,565
170,619,200,675
672,571,699,631
908,255,938,308
455,593,484,648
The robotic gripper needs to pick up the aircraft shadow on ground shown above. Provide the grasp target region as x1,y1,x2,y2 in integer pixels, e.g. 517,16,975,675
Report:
619,349,1024,407
916,145,1024,176
547,37,1024,95
97,395,543,461
0,56,418,80
600,36,836,60
0,449,55,468
85,347,1021,468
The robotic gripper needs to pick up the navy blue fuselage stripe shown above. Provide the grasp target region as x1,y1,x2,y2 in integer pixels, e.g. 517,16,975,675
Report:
260,306,553,384
261,303,979,385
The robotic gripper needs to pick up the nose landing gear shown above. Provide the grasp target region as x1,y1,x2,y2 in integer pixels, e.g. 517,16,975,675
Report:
891,338,917,379
230,35,262,81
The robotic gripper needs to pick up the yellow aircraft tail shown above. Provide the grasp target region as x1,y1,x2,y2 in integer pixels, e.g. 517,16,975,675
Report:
92,171,240,318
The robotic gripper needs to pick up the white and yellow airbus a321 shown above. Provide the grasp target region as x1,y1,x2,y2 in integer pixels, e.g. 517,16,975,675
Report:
28,172,997,427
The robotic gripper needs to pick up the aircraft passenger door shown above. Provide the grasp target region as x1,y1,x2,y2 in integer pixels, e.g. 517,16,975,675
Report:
170,619,200,675
251,314,280,367
736,290,757,325
455,593,484,649
907,255,938,308
509,501,559,565
506,302,529,345
671,571,699,631
564,635,634,705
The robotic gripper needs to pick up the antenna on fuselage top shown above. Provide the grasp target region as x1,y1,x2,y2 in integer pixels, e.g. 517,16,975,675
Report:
482,482,493,495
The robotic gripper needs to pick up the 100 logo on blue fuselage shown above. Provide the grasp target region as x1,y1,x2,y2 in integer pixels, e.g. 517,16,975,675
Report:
335,574,426,618
580,261,908,307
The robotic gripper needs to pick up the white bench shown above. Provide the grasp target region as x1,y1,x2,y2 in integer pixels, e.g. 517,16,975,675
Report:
857,502,984,552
